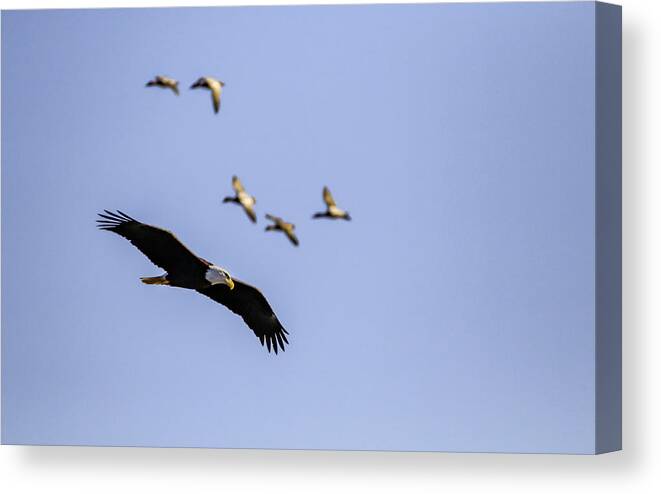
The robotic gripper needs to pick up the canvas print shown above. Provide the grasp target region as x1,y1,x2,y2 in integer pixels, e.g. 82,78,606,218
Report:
1,2,621,453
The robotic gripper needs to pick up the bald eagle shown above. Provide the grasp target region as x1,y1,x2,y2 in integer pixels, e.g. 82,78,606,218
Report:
97,210,288,353
190,76,224,114
313,186,351,220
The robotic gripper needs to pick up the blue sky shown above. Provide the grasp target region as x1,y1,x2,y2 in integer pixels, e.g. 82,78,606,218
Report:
2,2,597,452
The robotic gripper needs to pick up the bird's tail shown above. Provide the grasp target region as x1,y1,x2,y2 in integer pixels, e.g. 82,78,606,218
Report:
140,275,170,285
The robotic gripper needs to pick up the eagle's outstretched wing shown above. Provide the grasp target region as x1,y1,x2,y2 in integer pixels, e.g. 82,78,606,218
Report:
97,210,207,274
197,280,289,353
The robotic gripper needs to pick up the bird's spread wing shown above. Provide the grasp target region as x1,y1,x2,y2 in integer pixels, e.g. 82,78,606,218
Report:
243,205,257,223
211,82,221,113
196,280,289,353
284,228,299,246
265,213,279,223
323,186,336,208
97,210,207,274
232,175,244,193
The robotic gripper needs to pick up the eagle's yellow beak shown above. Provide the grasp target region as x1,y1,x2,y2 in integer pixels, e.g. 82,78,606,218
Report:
226,277,235,290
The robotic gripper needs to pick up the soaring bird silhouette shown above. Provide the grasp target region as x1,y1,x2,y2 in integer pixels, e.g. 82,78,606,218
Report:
97,210,289,353
145,75,179,95
223,175,257,223
190,76,225,113
265,214,299,247
313,186,351,221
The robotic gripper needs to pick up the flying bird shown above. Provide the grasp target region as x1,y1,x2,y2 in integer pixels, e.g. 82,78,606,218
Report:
265,214,299,247
313,186,352,220
190,76,225,113
223,176,257,223
145,75,179,95
97,210,288,353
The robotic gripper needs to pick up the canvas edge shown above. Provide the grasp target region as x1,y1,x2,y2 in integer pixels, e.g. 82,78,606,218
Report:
594,1,622,455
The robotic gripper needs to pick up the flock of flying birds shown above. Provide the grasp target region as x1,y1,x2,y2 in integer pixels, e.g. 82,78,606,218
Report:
97,75,353,354
147,75,226,113
146,73,351,247
223,175,351,247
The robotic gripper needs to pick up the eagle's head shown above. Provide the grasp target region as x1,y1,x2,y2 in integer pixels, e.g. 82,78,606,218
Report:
205,265,235,290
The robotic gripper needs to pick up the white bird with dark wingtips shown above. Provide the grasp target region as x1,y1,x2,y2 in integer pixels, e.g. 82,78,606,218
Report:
145,75,180,95
190,76,225,114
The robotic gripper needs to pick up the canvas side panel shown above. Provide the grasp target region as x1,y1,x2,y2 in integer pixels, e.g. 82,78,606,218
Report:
595,1,622,455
